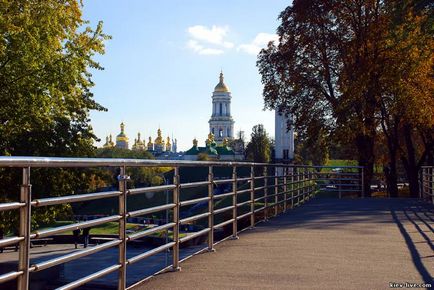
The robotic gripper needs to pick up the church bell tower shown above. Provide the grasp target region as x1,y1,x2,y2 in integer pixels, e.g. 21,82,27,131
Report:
209,71,235,144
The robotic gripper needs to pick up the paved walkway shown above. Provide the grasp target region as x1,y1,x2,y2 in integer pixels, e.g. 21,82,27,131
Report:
134,198,433,290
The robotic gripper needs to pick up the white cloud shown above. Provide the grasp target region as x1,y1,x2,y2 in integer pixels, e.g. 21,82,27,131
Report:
187,40,224,55
188,25,234,48
186,25,233,55
238,33,279,55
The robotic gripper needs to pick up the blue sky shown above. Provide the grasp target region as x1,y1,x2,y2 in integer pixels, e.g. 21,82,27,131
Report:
82,0,290,150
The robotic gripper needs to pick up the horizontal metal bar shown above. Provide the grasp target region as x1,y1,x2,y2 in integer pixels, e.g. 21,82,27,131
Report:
236,177,251,182
237,200,252,207
214,178,235,185
0,156,363,170
267,192,280,198
0,202,25,211
179,228,210,243
0,156,273,168
34,215,121,238
0,271,23,284
214,205,235,215
128,223,175,241
127,242,175,265
0,236,24,248
254,206,266,213
236,189,251,195
254,186,266,191
180,212,210,224
254,176,265,180
128,184,175,195
213,192,235,199
32,191,121,207
180,181,210,189
214,219,234,229
317,189,362,192
254,196,266,202
32,240,121,272
180,196,210,207
56,264,121,290
237,212,252,220
128,204,175,218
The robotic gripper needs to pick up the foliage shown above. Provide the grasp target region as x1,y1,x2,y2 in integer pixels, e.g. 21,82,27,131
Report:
245,124,271,163
95,147,170,188
197,152,210,161
0,0,110,233
257,0,434,196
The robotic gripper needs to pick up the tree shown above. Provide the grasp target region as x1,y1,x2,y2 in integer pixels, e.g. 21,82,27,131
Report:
0,0,110,233
377,1,434,197
245,124,271,163
257,0,434,197
0,0,110,156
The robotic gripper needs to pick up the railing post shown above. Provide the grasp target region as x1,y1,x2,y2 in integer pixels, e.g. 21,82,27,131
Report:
232,166,238,239
361,167,365,198
297,168,301,206
208,166,215,251
250,165,255,228
291,168,294,209
172,166,181,271
118,166,127,290
283,167,287,213
274,167,278,216
264,166,268,220
303,167,307,203
18,167,31,290
431,168,434,205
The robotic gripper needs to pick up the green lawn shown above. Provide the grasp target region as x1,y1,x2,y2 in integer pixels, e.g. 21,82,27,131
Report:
37,221,139,235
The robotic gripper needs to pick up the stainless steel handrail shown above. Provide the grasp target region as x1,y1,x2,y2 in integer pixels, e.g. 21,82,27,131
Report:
0,156,365,290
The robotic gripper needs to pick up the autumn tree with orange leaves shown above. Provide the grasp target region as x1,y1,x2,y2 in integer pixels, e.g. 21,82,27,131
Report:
258,0,433,197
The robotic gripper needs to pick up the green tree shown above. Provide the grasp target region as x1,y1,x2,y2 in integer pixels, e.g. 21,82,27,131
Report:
0,0,110,233
245,124,271,163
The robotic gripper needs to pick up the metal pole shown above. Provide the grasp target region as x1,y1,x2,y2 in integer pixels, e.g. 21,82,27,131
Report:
118,166,127,290
18,167,31,290
264,166,268,220
338,170,342,199
208,166,215,251
303,168,307,202
250,165,255,227
283,167,287,213
232,166,238,239
165,177,169,266
297,168,301,205
172,166,181,271
274,167,278,216
361,167,365,198
431,168,434,205
291,168,294,209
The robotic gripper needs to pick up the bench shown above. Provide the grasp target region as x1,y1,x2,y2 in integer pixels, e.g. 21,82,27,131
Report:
30,238,53,248
91,237,116,245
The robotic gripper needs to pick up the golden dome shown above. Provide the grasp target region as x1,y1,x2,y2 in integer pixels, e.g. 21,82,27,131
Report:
214,71,230,93
155,128,163,145
116,122,128,142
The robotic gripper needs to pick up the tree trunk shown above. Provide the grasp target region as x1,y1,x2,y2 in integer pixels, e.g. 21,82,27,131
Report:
356,134,375,197
385,132,399,197
385,151,399,197
403,124,419,198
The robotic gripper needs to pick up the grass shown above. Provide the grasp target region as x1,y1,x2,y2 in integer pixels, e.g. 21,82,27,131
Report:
37,221,139,235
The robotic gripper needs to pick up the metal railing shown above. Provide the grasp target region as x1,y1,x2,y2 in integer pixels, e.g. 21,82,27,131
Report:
0,157,364,290
421,166,434,204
